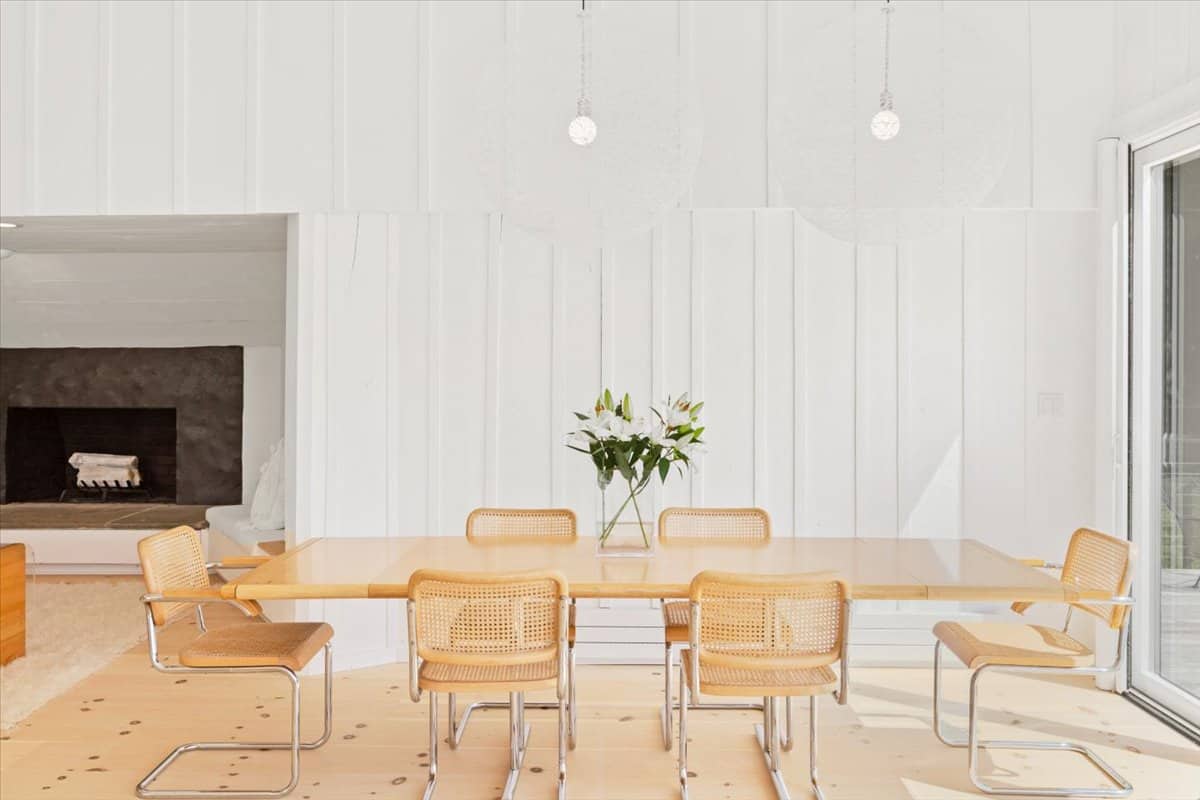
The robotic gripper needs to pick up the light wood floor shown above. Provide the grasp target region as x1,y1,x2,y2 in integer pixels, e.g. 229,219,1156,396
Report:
1,605,1197,799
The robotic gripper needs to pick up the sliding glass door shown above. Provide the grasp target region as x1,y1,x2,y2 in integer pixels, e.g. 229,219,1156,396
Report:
1131,122,1200,729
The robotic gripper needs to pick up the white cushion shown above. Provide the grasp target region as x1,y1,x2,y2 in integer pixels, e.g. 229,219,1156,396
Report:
250,439,285,531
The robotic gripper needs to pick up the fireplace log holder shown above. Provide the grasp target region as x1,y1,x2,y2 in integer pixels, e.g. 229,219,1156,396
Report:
58,465,152,503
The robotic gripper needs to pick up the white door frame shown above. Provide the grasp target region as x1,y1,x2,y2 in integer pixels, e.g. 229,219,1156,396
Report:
1128,120,1200,728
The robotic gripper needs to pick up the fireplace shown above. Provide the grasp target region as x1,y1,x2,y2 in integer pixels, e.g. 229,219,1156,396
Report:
0,347,243,506
5,407,178,502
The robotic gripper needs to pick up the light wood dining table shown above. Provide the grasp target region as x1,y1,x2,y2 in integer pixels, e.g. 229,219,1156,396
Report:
208,536,1104,603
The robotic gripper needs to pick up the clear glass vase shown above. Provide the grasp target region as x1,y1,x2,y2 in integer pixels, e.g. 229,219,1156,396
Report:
596,484,656,558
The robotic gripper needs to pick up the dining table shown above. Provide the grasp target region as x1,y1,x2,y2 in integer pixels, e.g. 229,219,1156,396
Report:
200,535,1106,603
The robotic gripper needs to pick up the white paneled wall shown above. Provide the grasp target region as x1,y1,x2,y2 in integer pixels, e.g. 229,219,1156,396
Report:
290,209,1099,664
2,1,1199,217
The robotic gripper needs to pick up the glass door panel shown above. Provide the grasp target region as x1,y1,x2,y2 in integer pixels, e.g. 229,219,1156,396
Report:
1131,122,1200,728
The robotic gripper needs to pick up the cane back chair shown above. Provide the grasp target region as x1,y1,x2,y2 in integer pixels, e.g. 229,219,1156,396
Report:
932,527,1136,797
454,508,579,750
136,526,334,798
678,571,851,800
407,568,571,800
658,507,775,749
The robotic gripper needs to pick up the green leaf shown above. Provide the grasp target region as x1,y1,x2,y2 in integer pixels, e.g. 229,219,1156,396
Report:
613,447,634,481
573,411,590,421
658,458,670,482
566,444,591,455
689,401,704,416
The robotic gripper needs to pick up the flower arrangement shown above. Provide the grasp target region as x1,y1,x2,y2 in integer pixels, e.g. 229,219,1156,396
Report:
565,389,705,547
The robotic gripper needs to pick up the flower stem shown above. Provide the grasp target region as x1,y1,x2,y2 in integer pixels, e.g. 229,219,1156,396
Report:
627,477,650,546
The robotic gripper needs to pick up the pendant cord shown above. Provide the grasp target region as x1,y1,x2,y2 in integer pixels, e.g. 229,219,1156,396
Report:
880,0,893,110
578,2,592,116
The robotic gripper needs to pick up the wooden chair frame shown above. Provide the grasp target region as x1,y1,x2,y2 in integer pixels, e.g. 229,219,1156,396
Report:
452,508,580,751
657,507,779,751
678,571,851,800
136,577,333,798
406,568,571,800
931,529,1136,798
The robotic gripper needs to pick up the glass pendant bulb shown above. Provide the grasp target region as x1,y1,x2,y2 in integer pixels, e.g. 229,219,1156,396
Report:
569,4,596,147
870,2,899,142
569,114,598,147
871,108,900,141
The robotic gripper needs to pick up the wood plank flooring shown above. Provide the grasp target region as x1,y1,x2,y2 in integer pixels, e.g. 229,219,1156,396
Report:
1,604,1197,799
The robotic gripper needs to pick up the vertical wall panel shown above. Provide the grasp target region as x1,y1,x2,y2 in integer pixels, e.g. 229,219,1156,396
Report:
660,212,695,510
1115,0,1157,116
344,0,420,211
427,0,505,210
798,219,856,536
109,0,173,212
691,0,767,207
855,244,899,538
184,0,246,213
898,223,963,539
764,210,796,533
497,224,554,506
1153,1,1191,96
1026,211,1096,556
325,214,388,535
0,0,26,215
35,0,100,213
1030,1,1114,209
257,0,333,211
390,214,431,535
557,244,603,533
952,0,1032,210
438,214,490,530
697,212,755,507
964,211,1027,551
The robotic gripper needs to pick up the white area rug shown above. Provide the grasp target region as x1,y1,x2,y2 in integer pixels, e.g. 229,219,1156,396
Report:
1,579,146,730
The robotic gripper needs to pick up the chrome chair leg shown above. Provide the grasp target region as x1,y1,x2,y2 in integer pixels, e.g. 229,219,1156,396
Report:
557,687,568,800
809,696,826,800
932,639,966,747
502,691,531,800
677,658,690,800
422,690,438,800
933,642,1133,797
753,696,793,800
447,646,577,749
965,667,1132,798
136,644,334,798
661,642,674,749
568,643,578,750
661,639,766,752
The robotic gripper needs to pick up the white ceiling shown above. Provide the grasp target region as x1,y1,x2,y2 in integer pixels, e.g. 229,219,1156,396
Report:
0,214,287,254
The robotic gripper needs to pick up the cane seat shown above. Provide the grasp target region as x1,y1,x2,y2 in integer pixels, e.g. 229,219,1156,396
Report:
179,621,334,671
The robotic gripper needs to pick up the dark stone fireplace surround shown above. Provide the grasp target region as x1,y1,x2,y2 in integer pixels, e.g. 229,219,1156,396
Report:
0,347,243,505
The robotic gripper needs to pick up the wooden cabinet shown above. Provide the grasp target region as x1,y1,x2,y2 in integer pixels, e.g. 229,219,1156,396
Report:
0,543,25,665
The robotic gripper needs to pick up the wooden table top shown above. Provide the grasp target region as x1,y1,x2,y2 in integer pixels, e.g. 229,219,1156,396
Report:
213,536,1103,603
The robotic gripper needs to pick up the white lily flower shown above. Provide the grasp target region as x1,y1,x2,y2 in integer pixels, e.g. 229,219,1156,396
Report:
666,406,691,428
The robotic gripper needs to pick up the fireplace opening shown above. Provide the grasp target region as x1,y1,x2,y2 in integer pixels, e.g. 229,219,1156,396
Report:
4,407,177,502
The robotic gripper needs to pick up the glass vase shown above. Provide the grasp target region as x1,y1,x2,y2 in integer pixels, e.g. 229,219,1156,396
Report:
596,484,656,558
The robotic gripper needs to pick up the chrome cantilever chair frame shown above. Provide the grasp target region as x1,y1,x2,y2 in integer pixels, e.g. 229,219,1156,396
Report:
135,592,333,799
407,587,570,800
449,509,579,751
932,595,1135,798
445,599,577,752
678,592,852,800
658,507,779,751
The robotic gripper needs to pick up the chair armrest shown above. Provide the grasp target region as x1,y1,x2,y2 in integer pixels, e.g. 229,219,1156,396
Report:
1016,558,1064,569
205,555,272,571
